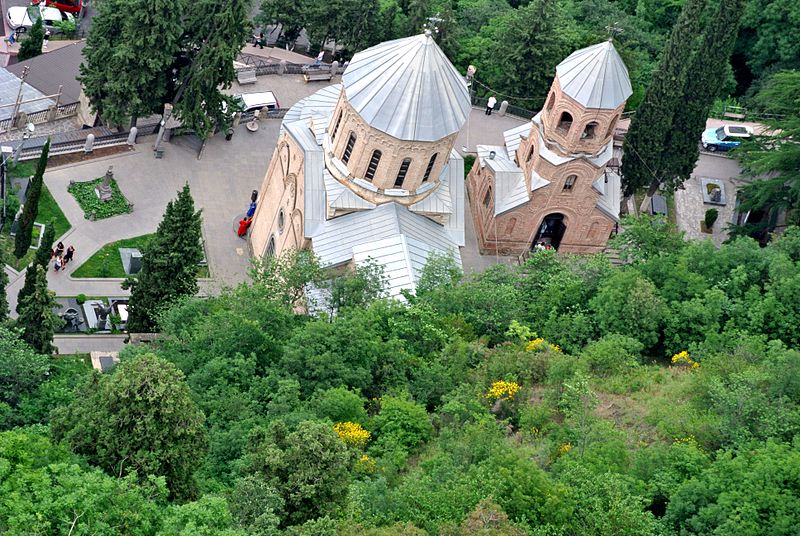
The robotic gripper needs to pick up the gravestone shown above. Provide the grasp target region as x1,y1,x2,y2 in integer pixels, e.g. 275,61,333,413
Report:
701,178,727,206
119,248,143,275
650,195,668,216
95,166,114,202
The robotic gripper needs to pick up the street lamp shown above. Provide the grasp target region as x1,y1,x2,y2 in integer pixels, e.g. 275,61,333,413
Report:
13,122,35,166
1,145,12,230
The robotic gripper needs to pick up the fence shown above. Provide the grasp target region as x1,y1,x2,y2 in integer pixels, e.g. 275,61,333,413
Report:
16,121,161,162
0,101,81,134
471,95,537,120
235,53,346,77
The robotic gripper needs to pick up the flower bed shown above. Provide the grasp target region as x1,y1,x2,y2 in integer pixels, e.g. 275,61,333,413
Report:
68,178,131,219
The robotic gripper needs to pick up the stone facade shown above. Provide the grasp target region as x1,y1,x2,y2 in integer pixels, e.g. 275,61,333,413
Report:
467,52,628,256
249,133,308,258
327,96,456,197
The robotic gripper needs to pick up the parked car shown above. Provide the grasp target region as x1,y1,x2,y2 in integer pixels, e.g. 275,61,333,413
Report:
232,91,280,113
31,0,84,15
701,125,754,152
7,4,75,33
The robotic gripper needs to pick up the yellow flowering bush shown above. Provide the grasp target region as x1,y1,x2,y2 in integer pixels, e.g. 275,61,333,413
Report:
355,454,377,474
525,338,562,353
557,442,573,457
671,351,699,369
486,380,520,402
333,421,371,448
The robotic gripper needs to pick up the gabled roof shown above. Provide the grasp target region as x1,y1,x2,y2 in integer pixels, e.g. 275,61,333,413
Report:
342,33,471,142
0,68,54,121
476,145,529,216
7,41,85,104
555,41,632,110
593,170,622,221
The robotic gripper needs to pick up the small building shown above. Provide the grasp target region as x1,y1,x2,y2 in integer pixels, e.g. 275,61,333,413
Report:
467,41,632,255
249,32,471,298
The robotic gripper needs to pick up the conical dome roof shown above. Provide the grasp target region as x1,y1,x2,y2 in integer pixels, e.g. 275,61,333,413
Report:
342,32,471,142
555,41,632,110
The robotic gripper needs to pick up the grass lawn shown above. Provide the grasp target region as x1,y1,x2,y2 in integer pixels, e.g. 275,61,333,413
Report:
0,183,72,272
72,234,210,279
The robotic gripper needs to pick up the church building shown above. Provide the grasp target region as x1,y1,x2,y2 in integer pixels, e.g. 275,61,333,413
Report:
249,32,471,298
467,41,632,255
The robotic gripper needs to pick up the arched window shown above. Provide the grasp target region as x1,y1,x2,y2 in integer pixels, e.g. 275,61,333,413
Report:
331,110,343,140
582,121,598,139
546,93,555,111
526,146,534,163
483,187,492,208
557,112,573,133
605,116,619,138
278,209,285,232
265,235,276,258
394,158,411,188
341,132,356,164
563,175,577,191
365,150,381,181
423,153,438,183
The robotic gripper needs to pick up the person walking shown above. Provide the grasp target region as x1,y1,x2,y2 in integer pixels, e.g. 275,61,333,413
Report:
54,253,62,272
63,245,75,266
43,29,50,49
54,241,64,259
485,95,497,116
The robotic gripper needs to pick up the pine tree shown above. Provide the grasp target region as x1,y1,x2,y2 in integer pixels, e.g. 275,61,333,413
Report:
79,0,184,126
17,18,44,61
14,139,50,259
16,219,55,315
18,264,60,354
173,0,251,138
660,0,747,189
0,246,9,323
620,0,707,196
123,184,203,332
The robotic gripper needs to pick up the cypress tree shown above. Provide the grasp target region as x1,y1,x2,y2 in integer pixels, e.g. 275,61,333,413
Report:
14,139,50,259
123,184,203,332
0,246,9,323
620,0,706,196
660,0,747,189
16,219,55,314
17,17,44,61
18,264,60,354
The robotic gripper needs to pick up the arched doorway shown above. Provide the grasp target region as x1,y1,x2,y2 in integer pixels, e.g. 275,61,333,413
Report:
532,213,566,250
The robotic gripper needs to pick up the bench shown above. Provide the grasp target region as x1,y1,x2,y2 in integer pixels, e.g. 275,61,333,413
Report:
237,69,257,85
302,66,333,83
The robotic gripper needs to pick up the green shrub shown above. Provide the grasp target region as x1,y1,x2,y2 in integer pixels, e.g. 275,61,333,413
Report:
68,178,131,219
581,334,645,376
704,208,719,229
76,293,87,305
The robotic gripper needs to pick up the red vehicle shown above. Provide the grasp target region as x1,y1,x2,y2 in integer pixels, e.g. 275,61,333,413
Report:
31,0,83,15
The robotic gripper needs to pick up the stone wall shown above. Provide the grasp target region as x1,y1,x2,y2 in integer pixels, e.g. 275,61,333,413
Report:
249,132,307,259
327,97,456,194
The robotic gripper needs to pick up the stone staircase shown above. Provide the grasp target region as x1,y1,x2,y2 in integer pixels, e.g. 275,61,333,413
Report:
603,246,625,267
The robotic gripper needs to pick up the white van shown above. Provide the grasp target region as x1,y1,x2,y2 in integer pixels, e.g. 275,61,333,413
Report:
233,92,280,113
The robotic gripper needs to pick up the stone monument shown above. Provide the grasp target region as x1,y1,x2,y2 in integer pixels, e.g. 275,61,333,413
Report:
96,166,114,202
119,248,143,275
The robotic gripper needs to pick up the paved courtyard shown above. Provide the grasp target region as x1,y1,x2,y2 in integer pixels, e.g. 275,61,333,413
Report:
3,75,529,316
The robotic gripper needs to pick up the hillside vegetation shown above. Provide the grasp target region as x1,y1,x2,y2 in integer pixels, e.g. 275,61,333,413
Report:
2,218,800,534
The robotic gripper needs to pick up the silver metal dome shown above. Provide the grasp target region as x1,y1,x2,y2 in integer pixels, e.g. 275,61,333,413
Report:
342,33,471,142
556,41,632,110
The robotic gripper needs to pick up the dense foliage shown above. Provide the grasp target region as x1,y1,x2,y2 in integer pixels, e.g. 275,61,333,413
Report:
3,220,800,533
81,0,249,135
